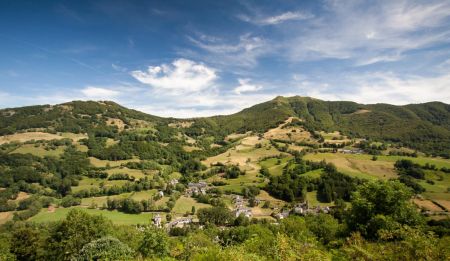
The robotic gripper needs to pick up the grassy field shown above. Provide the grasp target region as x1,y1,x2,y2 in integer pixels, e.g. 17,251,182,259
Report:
306,191,334,207
172,196,210,215
304,153,398,180
259,156,292,176
0,132,63,145
204,139,282,192
89,157,140,168
106,167,147,179
59,132,88,141
12,144,66,157
0,211,13,224
30,207,155,225
72,178,128,192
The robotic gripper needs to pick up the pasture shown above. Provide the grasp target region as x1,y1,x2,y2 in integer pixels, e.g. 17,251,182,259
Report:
12,144,66,157
30,207,155,225
172,196,210,215
0,132,63,145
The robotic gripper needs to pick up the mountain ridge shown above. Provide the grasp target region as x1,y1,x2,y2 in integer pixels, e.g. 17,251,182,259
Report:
1,96,449,156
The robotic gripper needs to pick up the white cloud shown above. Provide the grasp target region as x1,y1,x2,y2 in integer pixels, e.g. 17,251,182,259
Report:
287,0,450,64
240,11,313,25
233,78,263,94
111,63,128,72
185,33,269,68
81,86,120,99
300,71,450,104
130,58,218,93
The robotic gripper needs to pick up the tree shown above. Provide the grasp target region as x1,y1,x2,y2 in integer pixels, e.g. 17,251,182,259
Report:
75,237,134,261
138,227,169,258
10,224,42,261
347,180,424,239
45,209,112,260
305,214,340,244
197,206,233,226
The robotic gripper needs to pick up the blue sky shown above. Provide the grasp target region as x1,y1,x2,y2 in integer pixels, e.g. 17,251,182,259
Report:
0,0,449,117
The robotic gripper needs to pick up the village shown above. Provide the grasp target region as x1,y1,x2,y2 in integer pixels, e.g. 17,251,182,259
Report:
151,178,333,230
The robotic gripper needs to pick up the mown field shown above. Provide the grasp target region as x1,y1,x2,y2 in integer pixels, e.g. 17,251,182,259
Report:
30,207,156,225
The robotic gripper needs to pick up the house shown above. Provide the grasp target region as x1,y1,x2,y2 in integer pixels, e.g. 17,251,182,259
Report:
275,210,290,220
158,191,164,197
235,207,252,218
340,149,364,154
169,179,179,186
186,180,209,196
152,214,162,228
167,217,192,228
293,201,309,215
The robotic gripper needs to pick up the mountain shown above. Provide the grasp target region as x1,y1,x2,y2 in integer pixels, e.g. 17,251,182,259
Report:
1,96,449,156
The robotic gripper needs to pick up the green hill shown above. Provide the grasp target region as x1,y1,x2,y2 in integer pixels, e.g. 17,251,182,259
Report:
1,96,449,156
185,96,449,156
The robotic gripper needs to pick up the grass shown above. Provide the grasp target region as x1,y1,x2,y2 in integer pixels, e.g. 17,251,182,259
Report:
304,153,398,180
30,207,155,225
59,132,87,141
306,191,334,207
72,178,128,192
106,167,147,179
259,156,292,176
301,169,323,178
89,157,140,168
130,190,157,201
12,144,66,157
0,132,63,145
172,196,210,215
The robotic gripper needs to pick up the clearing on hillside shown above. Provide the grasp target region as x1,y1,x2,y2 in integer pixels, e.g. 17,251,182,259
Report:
263,117,312,142
0,132,63,144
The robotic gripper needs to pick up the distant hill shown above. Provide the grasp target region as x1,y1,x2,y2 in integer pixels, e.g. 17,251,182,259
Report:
1,96,449,156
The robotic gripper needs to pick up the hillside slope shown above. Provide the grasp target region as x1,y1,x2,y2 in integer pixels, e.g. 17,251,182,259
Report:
187,96,450,156
1,96,449,156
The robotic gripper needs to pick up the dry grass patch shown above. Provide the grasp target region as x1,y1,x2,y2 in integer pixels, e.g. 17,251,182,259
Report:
106,118,126,131
264,117,311,142
168,121,194,128
183,146,201,152
0,211,13,224
89,157,140,168
0,132,63,145
413,199,444,212
434,200,450,211
225,132,251,141
59,132,88,141
304,153,397,180
352,109,371,114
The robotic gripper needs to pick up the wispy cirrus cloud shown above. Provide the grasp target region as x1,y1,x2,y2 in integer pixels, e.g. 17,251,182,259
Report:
286,0,450,65
238,11,313,25
184,33,269,68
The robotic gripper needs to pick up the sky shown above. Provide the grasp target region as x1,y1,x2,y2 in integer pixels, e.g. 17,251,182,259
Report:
0,0,450,118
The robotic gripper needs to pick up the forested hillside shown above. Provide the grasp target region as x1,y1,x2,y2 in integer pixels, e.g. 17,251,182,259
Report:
186,96,450,157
